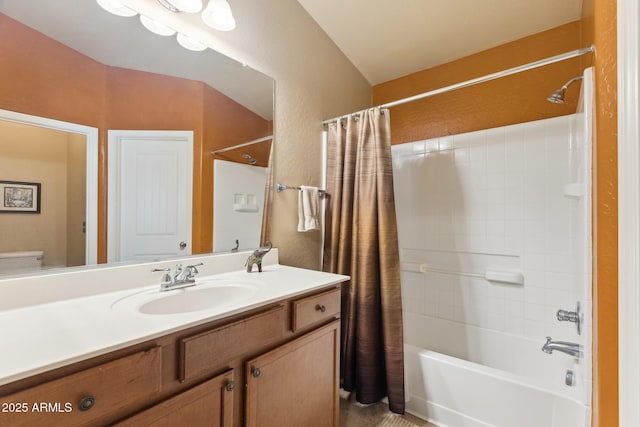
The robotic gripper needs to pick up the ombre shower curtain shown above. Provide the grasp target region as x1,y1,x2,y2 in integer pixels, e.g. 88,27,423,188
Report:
322,108,405,413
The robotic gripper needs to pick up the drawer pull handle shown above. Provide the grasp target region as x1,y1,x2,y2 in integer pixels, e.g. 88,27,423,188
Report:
251,367,261,378
316,304,327,313
226,381,235,392
78,396,95,411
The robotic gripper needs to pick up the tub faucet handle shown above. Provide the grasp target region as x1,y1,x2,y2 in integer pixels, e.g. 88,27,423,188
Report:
556,301,582,335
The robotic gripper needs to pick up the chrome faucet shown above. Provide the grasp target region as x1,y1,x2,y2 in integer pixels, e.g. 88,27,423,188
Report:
152,262,203,291
541,336,583,358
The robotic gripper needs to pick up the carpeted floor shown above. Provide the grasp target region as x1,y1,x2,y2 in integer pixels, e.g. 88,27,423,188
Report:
339,391,437,427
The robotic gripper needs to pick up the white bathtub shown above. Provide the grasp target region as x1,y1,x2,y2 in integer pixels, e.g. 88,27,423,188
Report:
405,344,590,427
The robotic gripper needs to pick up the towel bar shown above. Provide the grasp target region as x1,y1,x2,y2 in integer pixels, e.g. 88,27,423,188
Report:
276,183,328,198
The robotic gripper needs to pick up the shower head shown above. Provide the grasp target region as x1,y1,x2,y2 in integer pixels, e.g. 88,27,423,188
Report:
547,89,566,104
242,153,257,165
547,76,583,104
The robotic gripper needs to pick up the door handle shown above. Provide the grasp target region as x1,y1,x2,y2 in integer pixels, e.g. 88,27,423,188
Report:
179,241,187,250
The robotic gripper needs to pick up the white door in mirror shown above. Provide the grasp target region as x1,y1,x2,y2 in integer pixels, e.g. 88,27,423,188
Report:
109,130,193,261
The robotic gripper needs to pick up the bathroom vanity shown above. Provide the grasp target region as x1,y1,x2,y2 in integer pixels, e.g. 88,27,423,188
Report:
0,253,347,427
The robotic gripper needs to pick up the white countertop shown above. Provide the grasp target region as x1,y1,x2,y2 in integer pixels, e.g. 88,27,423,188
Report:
0,264,349,386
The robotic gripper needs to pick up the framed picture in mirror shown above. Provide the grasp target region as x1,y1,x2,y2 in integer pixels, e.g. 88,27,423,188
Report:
0,180,41,214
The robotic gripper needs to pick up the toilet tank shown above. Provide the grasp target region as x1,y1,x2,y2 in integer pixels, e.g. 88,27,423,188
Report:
0,251,44,273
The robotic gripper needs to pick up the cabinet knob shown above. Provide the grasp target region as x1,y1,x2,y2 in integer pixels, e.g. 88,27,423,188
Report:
316,304,327,313
251,367,261,378
226,381,235,392
78,396,95,411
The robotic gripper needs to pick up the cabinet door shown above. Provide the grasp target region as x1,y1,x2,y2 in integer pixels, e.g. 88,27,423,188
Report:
245,320,340,427
115,370,234,427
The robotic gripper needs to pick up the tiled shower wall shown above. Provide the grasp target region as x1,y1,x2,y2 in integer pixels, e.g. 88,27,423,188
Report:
392,113,591,352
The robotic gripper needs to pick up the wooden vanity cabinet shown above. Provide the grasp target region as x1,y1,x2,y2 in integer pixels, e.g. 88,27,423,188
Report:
0,284,342,427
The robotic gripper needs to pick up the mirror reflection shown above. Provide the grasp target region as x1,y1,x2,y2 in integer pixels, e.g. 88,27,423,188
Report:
0,0,274,276
0,122,86,269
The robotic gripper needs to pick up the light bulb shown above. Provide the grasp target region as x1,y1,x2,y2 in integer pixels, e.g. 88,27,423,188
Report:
177,33,208,51
140,15,176,36
201,0,236,31
96,0,137,17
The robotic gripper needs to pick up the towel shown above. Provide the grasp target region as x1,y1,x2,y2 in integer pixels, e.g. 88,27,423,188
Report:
297,186,320,232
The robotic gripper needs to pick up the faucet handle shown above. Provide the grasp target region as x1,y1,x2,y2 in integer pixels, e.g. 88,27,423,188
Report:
186,262,204,273
175,262,204,281
556,301,582,335
183,262,204,278
151,267,173,285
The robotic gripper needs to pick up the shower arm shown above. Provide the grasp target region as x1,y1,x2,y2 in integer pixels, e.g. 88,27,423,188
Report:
559,76,584,91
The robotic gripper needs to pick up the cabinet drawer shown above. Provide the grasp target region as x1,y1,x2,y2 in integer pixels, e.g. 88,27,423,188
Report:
291,287,341,332
0,347,161,427
179,305,285,382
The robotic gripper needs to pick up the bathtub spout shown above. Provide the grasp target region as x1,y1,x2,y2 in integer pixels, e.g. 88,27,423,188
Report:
541,336,583,358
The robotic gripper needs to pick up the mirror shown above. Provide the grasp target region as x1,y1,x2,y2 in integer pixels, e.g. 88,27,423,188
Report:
0,0,274,276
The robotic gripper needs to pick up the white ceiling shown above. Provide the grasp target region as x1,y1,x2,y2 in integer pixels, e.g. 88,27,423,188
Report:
296,0,584,85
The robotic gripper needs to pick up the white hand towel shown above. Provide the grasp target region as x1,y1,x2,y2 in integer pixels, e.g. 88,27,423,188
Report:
297,186,320,232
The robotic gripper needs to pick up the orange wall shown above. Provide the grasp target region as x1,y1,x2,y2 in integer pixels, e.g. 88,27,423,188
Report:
0,13,271,260
590,0,618,425
373,16,619,426
373,21,585,144
0,15,106,128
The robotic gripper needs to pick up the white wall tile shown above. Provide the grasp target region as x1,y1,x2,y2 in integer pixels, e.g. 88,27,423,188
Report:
525,287,546,306
524,140,547,169
401,271,425,315
503,316,525,335
454,147,470,164
439,136,454,151
412,140,425,154
486,143,506,172
525,319,546,337
393,114,590,346
425,139,439,153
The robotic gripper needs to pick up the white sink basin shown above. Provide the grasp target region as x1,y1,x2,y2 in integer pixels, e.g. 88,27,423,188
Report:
112,279,263,315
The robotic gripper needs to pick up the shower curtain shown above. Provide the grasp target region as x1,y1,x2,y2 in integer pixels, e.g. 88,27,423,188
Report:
260,143,274,246
322,108,405,413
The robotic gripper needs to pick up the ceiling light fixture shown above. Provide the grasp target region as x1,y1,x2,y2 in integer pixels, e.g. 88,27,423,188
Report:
177,33,208,51
96,0,137,17
140,14,177,36
201,0,236,31
158,0,204,14
158,0,236,31
95,0,236,54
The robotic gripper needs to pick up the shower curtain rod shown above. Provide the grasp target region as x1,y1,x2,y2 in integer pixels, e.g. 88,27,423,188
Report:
210,135,273,155
322,45,595,125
